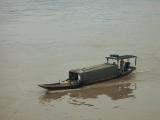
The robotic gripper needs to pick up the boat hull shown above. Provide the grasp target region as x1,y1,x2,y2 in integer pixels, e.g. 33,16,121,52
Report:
38,83,80,90
38,67,136,91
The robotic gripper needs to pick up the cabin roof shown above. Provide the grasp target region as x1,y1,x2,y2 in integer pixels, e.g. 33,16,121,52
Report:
105,54,137,60
69,63,114,74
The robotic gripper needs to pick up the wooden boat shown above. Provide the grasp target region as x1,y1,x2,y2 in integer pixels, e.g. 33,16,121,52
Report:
38,54,137,91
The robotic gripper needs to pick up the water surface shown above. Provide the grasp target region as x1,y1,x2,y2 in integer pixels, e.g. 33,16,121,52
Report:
0,0,160,120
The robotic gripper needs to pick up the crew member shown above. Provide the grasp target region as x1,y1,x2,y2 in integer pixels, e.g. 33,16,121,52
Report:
120,60,124,72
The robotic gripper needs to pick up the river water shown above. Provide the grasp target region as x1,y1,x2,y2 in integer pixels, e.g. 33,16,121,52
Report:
0,0,160,120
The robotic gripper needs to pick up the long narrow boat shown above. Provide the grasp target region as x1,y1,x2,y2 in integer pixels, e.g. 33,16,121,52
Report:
38,54,137,91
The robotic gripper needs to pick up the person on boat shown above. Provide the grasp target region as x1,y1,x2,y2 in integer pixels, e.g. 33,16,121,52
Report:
120,60,124,72
124,62,130,71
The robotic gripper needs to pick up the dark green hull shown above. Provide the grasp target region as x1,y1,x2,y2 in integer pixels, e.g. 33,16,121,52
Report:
38,67,136,91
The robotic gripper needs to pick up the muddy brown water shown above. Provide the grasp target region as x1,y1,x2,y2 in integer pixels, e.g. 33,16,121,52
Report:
0,0,160,120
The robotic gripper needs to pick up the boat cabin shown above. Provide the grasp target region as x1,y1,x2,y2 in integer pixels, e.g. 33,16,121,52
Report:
105,54,137,73
68,64,119,85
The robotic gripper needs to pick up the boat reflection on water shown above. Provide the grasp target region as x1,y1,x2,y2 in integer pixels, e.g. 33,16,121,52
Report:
40,78,136,103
